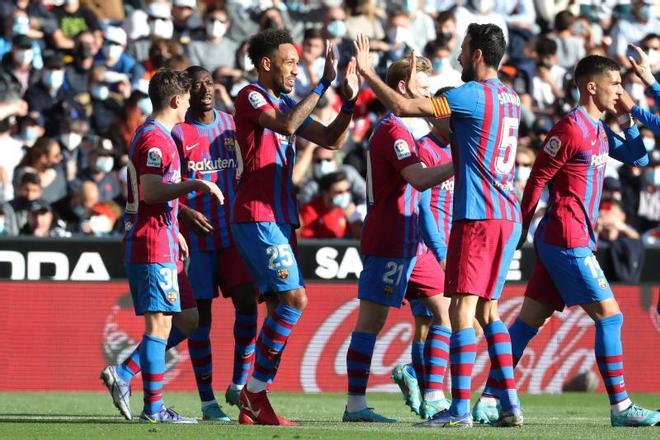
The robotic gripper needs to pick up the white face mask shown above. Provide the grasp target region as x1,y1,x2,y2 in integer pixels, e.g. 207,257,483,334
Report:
626,82,646,102
332,192,351,209
150,19,174,39
643,168,660,187
472,0,495,14
95,156,114,173
515,165,532,182
387,26,411,45
240,54,254,71
43,69,65,89
61,132,82,151
13,49,33,66
648,48,660,70
91,84,110,100
643,137,656,152
207,20,227,39
313,159,338,178
138,97,153,115
103,44,124,61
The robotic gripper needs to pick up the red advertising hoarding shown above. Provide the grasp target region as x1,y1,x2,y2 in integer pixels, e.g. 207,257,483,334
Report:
0,282,657,394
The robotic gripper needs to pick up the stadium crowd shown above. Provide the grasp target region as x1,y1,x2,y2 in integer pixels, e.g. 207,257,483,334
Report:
0,0,657,247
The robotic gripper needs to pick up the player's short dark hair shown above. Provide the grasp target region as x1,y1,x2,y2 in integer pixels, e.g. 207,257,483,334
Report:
536,36,558,57
554,10,575,32
465,23,506,69
148,68,192,112
186,65,210,78
574,55,619,83
386,55,432,89
319,170,349,193
247,29,294,70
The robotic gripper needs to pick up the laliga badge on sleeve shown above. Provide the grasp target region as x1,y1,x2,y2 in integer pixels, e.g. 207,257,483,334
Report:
543,136,562,157
146,147,163,167
248,91,268,109
394,139,411,160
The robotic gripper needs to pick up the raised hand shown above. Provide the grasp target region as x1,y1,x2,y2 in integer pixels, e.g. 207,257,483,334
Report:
322,39,337,83
353,34,372,75
177,233,189,260
342,57,361,101
406,49,421,98
628,44,656,86
616,88,635,114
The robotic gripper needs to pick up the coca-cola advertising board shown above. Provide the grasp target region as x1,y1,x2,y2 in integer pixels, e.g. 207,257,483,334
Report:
0,282,657,393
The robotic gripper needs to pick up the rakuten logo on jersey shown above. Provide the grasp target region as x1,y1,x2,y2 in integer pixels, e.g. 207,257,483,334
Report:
590,153,608,168
441,178,454,192
188,158,236,174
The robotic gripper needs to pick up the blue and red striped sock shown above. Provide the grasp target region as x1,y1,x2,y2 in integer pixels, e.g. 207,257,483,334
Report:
595,314,629,406
187,326,215,403
346,331,376,396
411,341,425,391
117,326,187,383
140,333,167,415
482,321,519,411
252,304,301,383
424,325,451,396
448,327,477,417
232,312,257,386
483,317,537,398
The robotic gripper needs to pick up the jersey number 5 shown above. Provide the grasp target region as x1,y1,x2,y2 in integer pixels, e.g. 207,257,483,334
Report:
495,116,518,175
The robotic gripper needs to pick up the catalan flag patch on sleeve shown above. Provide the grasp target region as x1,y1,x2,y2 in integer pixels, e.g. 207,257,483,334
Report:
430,96,451,119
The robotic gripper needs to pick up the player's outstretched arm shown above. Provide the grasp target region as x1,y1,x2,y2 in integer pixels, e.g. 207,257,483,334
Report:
400,162,453,192
605,108,649,167
353,34,436,117
299,57,361,149
141,175,224,205
628,44,657,87
258,40,337,136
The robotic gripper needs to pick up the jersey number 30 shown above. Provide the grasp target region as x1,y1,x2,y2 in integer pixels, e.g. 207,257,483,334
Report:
495,116,518,175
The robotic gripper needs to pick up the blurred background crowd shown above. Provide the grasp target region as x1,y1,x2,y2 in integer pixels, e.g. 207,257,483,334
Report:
0,0,658,269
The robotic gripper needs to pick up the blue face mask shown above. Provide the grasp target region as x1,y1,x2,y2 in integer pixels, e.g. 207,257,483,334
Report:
327,20,347,39
432,57,450,73
332,192,350,209
644,168,660,187
638,5,651,22
13,16,29,35
138,97,153,115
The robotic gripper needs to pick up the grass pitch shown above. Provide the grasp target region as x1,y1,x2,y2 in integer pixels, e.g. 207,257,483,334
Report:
0,392,658,439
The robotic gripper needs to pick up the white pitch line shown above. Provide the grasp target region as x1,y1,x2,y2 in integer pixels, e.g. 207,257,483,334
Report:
0,415,126,422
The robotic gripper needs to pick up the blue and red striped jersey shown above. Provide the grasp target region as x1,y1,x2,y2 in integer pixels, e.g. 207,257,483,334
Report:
123,118,181,263
232,83,312,225
417,133,454,261
172,110,238,251
431,79,521,223
522,106,648,250
361,113,422,258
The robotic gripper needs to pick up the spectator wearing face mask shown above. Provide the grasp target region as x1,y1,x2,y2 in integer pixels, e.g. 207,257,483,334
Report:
400,0,435,53
298,146,367,207
454,0,509,58
127,2,175,65
88,67,124,137
596,199,645,283
16,113,45,147
0,35,40,95
299,170,363,239
636,150,660,234
24,52,83,135
73,146,121,203
379,7,415,71
1,9,46,62
425,35,462,92
513,145,535,202
58,117,89,181
186,7,238,73
322,5,355,71
95,26,144,89
609,0,659,69
13,137,67,206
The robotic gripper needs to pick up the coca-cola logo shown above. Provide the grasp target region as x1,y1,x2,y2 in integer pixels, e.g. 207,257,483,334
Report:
301,296,600,394
102,293,186,384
